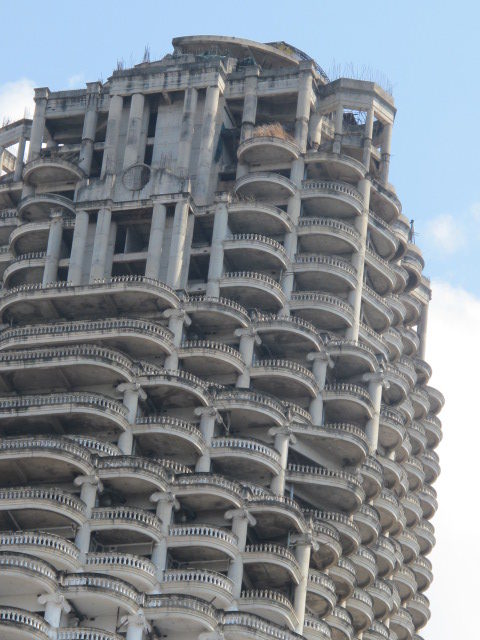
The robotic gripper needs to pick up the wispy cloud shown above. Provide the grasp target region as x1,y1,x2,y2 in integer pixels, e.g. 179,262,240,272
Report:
427,213,465,253
67,73,84,88
0,78,35,124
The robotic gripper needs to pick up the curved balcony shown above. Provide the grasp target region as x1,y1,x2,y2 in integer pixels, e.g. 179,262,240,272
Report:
350,545,378,587
23,155,84,185
287,463,364,513
407,422,427,456
251,358,318,400
0,435,93,484
18,192,76,220
412,358,432,385
185,295,249,334
297,422,368,468
290,292,353,330
9,220,52,254
0,317,174,359
403,457,425,491
307,569,337,615
0,552,57,600
366,579,394,621
168,524,238,564
418,483,438,519
424,385,445,415
85,552,156,590
379,408,406,451
252,313,323,358
401,493,422,527
59,573,138,616
402,245,424,291
227,201,292,235
399,327,420,357
410,555,433,592
219,271,285,312
57,630,124,640
345,588,374,632
310,521,343,570
372,536,397,578
382,366,410,407
235,172,296,202
239,589,298,631
294,254,356,293
329,556,357,600
326,339,378,378
243,543,301,587
323,383,373,425
0,277,180,324
0,530,79,570
413,519,435,555
386,294,407,326
223,611,304,640
400,293,422,326
360,456,383,500
0,180,21,208
307,510,360,555
301,180,363,218
161,568,233,608
144,593,218,636
139,369,209,412
179,339,244,380
383,328,403,360
0,392,128,439
224,233,288,271
370,180,402,223
133,416,204,465
0,607,51,640
247,491,307,539
3,251,47,288
353,504,381,546
95,455,169,495
364,249,396,295
396,530,420,564
303,615,332,640
0,246,11,279
380,457,407,498
410,388,430,420
175,473,244,512
210,436,281,483
89,506,163,545
389,608,415,640
421,415,442,449
406,592,430,630
392,566,417,602
297,217,360,255
362,285,394,331
306,150,366,181
325,605,355,640
238,134,300,164
368,211,400,260
213,388,285,428
0,486,85,529
0,210,20,246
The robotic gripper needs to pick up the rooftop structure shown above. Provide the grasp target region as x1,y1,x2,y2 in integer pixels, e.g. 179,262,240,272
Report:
0,34,442,640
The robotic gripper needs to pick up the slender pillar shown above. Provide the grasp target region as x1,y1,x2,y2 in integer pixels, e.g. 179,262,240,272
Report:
89,206,112,281
28,88,49,162
307,350,331,425
295,65,313,151
166,200,190,289
333,104,343,154
121,612,150,640
38,593,71,628
380,122,393,183
291,533,318,633
364,371,388,453
79,82,101,175
101,93,123,178
196,85,220,203
235,328,260,389
123,93,145,168
308,112,323,150
362,107,375,168
42,210,63,285
176,87,198,176
163,309,191,370
73,475,102,557
194,407,220,472
150,492,179,577
240,66,259,142
206,199,228,297
145,202,167,280
269,427,296,495
68,210,89,284
14,135,26,181
225,508,256,600
417,302,429,360
117,383,146,454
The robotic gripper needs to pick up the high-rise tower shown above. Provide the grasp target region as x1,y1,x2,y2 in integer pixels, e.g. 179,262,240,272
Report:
0,35,443,640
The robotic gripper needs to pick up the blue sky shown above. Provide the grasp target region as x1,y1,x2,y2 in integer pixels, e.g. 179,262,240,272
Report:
1,2,478,638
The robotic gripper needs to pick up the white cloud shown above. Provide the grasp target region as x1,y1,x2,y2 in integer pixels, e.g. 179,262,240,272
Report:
67,73,84,88
0,78,35,125
426,213,465,253
424,280,480,638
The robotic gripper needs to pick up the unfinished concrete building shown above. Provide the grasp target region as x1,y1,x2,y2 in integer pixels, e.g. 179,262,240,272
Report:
0,35,443,640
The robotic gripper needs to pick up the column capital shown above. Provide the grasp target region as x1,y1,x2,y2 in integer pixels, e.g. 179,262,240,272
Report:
307,349,333,366
362,371,390,389
120,610,151,632
74,474,103,491
49,208,64,221
150,491,179,510
234,327,261,344
163,308,192,326
116,382,147,400
225,507,256,527
194,406,221,421
38,592,71,612
290,531,319,551
268,425,297,444
34,87,50,101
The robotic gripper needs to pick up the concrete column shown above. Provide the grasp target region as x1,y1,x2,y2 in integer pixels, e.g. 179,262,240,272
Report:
417,302,429,360
101,93,123,178
194,407,220,472
79,82,101,175
89,206,112,281
196,85,220,203
206,200,228,297
364,372,387,453
73,475,103,557
235,328,260,388
150,492,179,577
308,112,323,150
291,534,317,633
295,66,313,151
269,427,296,496
166,200,190,289
280,175,302,313
14,135,26,181
122,612,150,640
240,67,259,141
145,202,167,280
346,179,371,341
362,107,375,168
42,210,63,285
68,210,89,284
307,351,331,426
176,87,198,176
28,88,49,162
163,309,191,370
380,122,393,183
38,593,71,628
117,383,147,454
123,93,145,169
333,104,343,154
225,508,256,600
